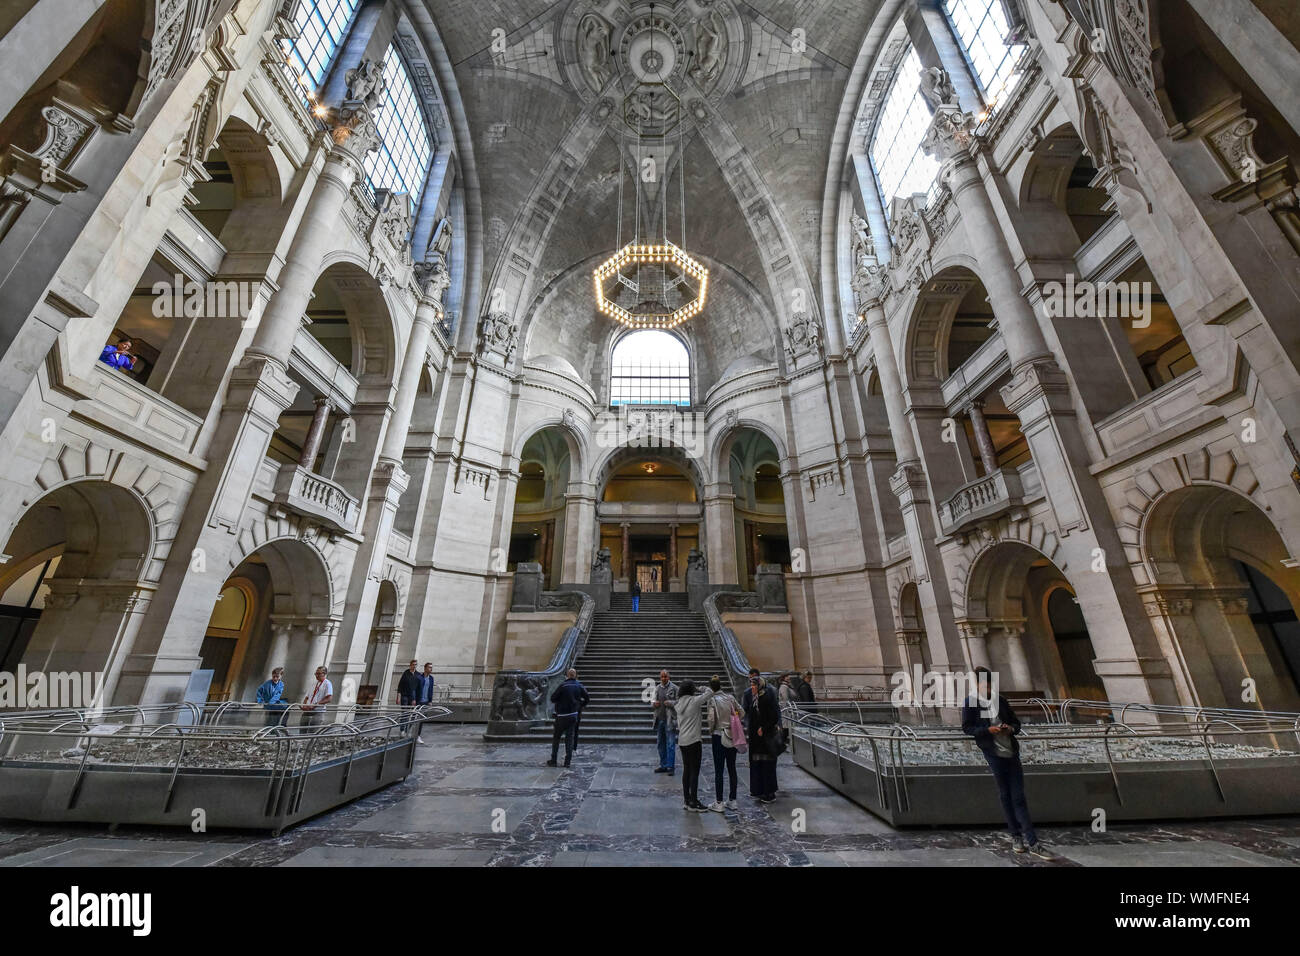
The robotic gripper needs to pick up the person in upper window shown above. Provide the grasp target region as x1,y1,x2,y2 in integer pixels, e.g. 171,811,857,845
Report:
99,339,138,371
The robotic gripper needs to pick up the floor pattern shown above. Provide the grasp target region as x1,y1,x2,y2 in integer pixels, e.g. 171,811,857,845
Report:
1,724,1298,867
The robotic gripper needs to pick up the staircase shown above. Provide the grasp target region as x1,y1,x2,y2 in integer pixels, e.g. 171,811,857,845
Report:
507,591,730,744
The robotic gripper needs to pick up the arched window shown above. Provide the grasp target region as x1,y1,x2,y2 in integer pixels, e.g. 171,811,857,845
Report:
944,0,1026,110
364,44,434,205
610,331,691,406
285,0,359,90
869,46,940,216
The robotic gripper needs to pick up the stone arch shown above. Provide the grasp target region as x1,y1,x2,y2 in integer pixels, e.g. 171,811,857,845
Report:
311,258,400,388
959,535,1089,695
28,439,181,582
899,266,988,390
1116,447,1265,583
710,418,788,485
591,441,707,502
1137,479,1300,711
947,518,1066,620
513,416,588,480
0,476,155,690
230,513,343,619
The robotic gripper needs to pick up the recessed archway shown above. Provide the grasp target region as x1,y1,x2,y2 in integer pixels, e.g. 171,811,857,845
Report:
1141,484,1300,711
965,540,1101,698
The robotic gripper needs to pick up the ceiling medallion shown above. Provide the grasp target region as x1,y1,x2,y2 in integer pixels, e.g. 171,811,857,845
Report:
594,240,708,330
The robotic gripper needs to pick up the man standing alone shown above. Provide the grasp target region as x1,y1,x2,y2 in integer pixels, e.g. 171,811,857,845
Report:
547,668,588,768
652,669,678,775
962,666,1044,855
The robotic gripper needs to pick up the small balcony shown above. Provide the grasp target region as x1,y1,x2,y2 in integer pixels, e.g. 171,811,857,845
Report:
938,468,1026,537
271,463,359,536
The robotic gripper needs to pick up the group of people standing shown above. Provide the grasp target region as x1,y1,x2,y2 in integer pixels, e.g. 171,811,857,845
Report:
397,660,438,744
653,667,788,810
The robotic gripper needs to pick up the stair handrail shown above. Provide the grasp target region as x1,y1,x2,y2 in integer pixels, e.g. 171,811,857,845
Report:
702,591,760,699
485,589,595,728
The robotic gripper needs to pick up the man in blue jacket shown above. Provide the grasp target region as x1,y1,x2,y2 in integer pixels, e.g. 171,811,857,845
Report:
546,668,589,768
961,666,1042,855
255,667,287,727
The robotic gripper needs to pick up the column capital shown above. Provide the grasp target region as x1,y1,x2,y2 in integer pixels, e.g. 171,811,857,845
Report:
921,103,979,169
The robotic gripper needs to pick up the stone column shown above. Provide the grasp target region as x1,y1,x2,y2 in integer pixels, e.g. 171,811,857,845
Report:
245,109,381,366
924,117,1052,369
299,397,334,468
302,619,339,699
620,522,630,580
967,400,998,474
264,618,295,676
379,260,447,466
958,620,992,671
373,627,404,704
863,288,965,669
668,523,679,582
539,521,552,582
702,484,740,586
560,483,597,584
1000,622,1033,689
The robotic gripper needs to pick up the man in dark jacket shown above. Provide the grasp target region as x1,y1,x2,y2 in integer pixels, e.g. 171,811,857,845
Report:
396,659,421,706
631,578,642,613
795,671,816,705
961,666,1040,854
547,668,589,768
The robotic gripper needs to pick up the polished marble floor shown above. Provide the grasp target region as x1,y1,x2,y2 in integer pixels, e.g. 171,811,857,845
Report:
1,723,1298,867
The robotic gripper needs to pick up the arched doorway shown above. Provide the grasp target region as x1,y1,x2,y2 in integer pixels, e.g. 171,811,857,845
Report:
596,446,703,592
897,581,931,673
509,428,572,588
964,541,1101,699
200,538,336,706
1141,485,1300,711
0,480,153,705
726,428,790,589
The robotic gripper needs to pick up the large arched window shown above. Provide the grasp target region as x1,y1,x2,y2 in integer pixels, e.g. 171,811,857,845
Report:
286,0,359,89
944,0,1026,110
869,45,940,216
364,44,434,205
610,331,691,406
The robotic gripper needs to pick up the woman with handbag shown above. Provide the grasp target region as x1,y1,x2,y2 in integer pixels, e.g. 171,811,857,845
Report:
743,672,780,803
705,676,740,811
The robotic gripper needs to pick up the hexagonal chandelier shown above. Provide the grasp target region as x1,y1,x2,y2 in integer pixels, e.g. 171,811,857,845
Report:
592,5,707,331
593,240,708,330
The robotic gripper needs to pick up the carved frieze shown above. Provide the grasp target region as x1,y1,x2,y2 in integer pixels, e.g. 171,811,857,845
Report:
477,312,519,365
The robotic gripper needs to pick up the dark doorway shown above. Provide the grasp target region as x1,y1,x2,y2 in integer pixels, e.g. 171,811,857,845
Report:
1046,588,1106,700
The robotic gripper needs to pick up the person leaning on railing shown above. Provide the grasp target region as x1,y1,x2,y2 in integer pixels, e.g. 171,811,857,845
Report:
255,667,289,727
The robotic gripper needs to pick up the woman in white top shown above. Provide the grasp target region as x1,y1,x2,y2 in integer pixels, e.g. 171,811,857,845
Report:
670,680,712,812
705,675,740,811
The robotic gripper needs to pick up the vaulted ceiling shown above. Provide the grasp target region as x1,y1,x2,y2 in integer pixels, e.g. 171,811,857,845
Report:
426,0,886,391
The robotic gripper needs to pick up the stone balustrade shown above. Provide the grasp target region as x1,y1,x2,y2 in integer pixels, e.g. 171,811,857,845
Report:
271,462,359,535
939,467,1026,536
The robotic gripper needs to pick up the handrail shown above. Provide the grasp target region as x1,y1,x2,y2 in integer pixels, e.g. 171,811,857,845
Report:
701,591,758,698
486,590,595,724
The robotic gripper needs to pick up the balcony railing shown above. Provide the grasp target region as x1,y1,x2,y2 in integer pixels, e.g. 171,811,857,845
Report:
272,462,359,535
938,467,1026,536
